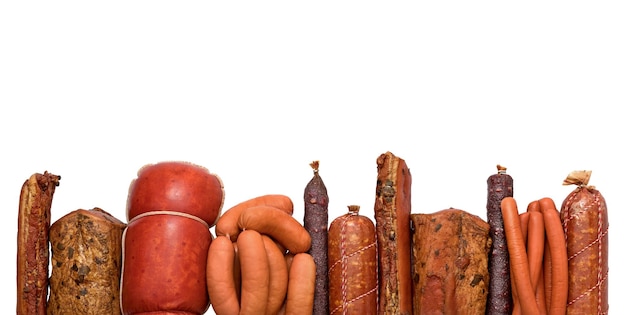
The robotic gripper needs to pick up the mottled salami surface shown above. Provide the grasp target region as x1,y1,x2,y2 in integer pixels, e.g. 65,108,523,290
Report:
16,171,60,315
374,152,412,315
328,205,378,315
560,171,609,315
304,161,330,315
486,166,514,315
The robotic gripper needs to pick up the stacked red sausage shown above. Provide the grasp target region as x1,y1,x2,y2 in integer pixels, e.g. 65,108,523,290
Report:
120,161,224,315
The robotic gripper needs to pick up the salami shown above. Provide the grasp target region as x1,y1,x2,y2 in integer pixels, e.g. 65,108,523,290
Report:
560,170,609,315
328,205,378,315
304,160,330,315
486,165,514,315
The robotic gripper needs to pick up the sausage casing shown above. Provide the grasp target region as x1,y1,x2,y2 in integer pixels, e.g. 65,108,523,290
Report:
304,161,330,315
328,205,378,315
560,171,609,314
486,165,514,315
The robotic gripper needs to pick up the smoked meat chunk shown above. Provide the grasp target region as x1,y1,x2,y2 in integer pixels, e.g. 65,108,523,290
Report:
411,208,492,315
374,151,412,315
48,207,127,315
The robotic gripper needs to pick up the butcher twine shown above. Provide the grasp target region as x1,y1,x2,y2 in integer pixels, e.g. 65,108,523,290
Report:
119,210,210,314
328,209,378,315
561,189,609,315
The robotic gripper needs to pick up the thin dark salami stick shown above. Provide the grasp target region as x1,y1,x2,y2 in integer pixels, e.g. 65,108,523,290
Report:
304,160,330,315
486,165,514,315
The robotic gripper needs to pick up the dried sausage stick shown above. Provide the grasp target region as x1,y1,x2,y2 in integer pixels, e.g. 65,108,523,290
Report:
486,165,514,315
303,161,330,315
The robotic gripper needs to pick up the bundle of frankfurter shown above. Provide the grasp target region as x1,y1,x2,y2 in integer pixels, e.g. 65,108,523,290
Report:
15,156,609,315
209,193,315,315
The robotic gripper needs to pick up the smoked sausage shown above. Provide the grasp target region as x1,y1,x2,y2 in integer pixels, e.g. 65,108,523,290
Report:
303,161,330,315
486,165,514,315
328,205,378,315
215,194,293,242
237,230,270,315
560,170,608,315
238,205,311,254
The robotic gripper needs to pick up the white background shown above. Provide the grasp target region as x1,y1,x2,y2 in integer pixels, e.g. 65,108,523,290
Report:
2,1,624,314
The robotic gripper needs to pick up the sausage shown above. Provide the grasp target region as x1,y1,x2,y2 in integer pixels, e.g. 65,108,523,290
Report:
526,209,545,294
238,205,311,253
536,266,548,315
17,171,61,315
538,197,568,315
303,161,330,315
284,253,317,315
501,197,540,315
233,241,242,301
121,213,213,315
486,165,514,315
121,161,222,315
543,240,553,312
263,235,289,315
526,201,547,315
215,194,294,242
328,205,378,315
206,235,240,315
238,229,270,315
560,170,609,315
373,151,413,315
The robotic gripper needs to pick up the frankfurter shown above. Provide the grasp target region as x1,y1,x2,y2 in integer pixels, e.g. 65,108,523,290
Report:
284,253,317,315
539,197,568,315
238,229,270,315
501,197,540,315
263,235,289,315
216,194,293,242
238,205,311,254
206,235,240,315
